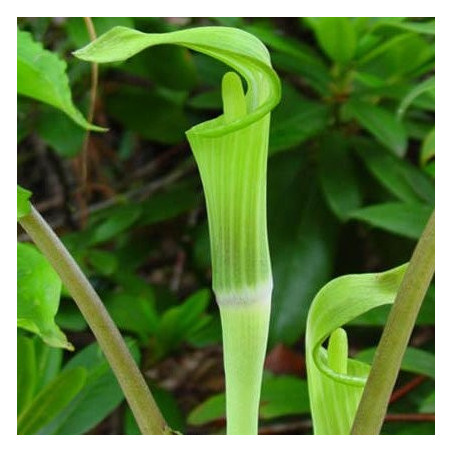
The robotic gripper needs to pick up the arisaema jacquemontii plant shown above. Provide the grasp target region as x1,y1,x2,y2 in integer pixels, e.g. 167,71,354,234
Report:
75,25,281,435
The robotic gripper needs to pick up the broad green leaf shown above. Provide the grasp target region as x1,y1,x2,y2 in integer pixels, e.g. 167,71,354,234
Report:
17,29,103,131
318,132,362,220
40,340,140,434
353,139,434,204
268,151,338,345
355,347,434,379
306,18,357,64
17,367,87,435
17,334,37,416
188,373,310,426
17,185,32,220
421,128,435,167
344,99,407,156
306,264,407,434
17,243,73,350
397,76,435,119
349,202,433,239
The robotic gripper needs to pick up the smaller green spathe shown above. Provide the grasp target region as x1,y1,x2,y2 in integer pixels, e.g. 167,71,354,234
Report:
306,264,407,434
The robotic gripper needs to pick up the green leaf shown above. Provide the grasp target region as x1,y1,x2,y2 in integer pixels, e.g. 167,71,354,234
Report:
306,264,407,434
318,133,362,220
397,76,435,119
344,99,407,156
306,17,357,64
357,32,434,79
17,243,73,350
349,202,433,239
353,139,435,204
17,29,103,131
268,151,338,345
17,334,37,416
17,185,32,220
17,367,87,435
355,347,434,379
40,340,140,434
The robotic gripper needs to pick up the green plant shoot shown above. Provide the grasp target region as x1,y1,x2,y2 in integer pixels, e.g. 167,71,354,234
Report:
74,26,281,435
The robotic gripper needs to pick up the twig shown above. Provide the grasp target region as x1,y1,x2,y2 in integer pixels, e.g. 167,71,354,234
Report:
385,413,434,422
389,376,427,404
80,17,98,188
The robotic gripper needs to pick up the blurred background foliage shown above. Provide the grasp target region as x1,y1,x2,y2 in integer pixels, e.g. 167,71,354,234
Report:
17,17,434,435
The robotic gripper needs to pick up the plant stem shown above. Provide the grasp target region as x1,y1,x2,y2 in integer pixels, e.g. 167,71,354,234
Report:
219,301,271,435
350,211,435,435
19,206,169,435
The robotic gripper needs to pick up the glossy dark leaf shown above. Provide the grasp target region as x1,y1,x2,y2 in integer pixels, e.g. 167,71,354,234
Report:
350,202,433,239
345,99,407,156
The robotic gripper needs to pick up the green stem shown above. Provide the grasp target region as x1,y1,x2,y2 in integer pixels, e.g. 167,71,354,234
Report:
19,206,169,435
219,301,271,435
350,211,435,435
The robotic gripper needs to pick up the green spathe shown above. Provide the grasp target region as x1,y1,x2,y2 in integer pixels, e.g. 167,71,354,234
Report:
306,264,407,434
75,25,281,435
